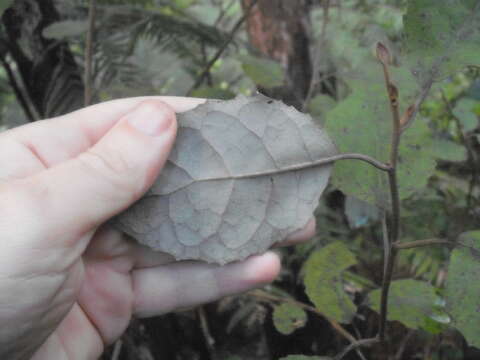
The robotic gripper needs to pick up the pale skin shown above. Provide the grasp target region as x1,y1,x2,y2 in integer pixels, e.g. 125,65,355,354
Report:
0,97,315,360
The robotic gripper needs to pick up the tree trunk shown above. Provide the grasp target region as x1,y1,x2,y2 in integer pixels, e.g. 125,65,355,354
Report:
241,0,313,109
1,0,84,119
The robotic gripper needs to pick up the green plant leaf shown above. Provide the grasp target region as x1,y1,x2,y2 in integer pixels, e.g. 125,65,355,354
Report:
280,356,332,360
308,95,337,125
0,0,13,15
325,64,435,208
303,242,356,323
239,54,284,88
190,86,235,100
445,231,480,348
404,0,480,84
452,98,479,131
42,20,89,39
432,139,467,162
367,279,438,330
272,303,307,335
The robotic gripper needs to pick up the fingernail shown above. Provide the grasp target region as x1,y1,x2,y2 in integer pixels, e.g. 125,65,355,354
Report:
127,101,174,136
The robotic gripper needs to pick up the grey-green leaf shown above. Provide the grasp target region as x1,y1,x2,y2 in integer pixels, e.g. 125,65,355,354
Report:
0,0,13,16
452,98,479,131
273,303,307,335
367,279,438,330
303,242,357,323
445,231,480,348
239,54,285,88
115,95,337,264
43,20,89,39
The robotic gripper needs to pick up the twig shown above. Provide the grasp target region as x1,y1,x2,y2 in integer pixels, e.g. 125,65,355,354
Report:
188,0,259,94
394,330,415,360
440,90,478,208
401,79,433,132
214,0,236,27
84,0,97,106
197,306,215,351
111,340,122,360
376,42,401,343
250,289,368,360
394,239,452,250
394,239,479,255
333,337,379,360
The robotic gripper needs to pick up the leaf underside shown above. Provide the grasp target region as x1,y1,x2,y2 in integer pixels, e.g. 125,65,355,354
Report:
114,95,337,264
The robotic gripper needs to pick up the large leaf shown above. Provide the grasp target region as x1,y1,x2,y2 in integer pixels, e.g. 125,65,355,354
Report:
452,98,479,131
325,63,435,208
42,20,89,39
115,95,337,264
239,54,285,88
445,231,480,348
0,0,13,16
303,242,356,323
273,303,307,335
367,279,438,330
404,0,480,84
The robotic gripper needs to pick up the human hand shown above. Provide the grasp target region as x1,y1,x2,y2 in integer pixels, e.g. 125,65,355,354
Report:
0,97,315,360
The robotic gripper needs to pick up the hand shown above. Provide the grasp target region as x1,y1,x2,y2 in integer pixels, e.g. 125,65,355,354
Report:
0,97,315,360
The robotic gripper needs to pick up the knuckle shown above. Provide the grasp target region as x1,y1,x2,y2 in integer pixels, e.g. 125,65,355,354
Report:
78,149,144,197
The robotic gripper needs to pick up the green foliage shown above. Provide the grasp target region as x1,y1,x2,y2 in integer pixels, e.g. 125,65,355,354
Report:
431,139,467,162
0,0,13,15
445,231,480,348
190,86,235,100
367,279,440,330
303,242,356,323
404,0,480,84
452,98,480,131
308,95,336,125
239,54,285,88
272,303,307,335
326,63,436,208
42,20,89,39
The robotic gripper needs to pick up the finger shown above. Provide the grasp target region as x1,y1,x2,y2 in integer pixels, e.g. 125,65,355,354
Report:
84,226,175,273
0,96,205,180
132,252,281,318
273,217,316,248
6,100,177,247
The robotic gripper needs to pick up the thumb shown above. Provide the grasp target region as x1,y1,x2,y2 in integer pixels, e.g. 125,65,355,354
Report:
14,100,177,239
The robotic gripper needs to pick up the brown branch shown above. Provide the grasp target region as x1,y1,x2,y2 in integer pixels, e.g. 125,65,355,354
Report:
84,0,97,106
250,289,368,360
188,0,259,94
376,42,401,343
394,239,452,250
